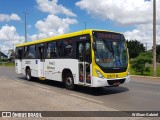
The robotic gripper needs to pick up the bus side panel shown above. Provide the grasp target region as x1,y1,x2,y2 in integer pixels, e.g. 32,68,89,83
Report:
21,59,26,75
44,59,79,84
44,59,54,80
30,59,38,77
37,59,45,78
15,59,22,74
21,59,38,77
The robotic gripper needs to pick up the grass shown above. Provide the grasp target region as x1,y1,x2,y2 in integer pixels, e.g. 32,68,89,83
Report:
130,63,160,77
0,62,15,67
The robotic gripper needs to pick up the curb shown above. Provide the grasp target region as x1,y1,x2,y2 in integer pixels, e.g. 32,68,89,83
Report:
130,75,160,79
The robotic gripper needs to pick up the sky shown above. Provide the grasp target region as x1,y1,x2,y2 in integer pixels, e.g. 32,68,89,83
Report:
0,0,160,55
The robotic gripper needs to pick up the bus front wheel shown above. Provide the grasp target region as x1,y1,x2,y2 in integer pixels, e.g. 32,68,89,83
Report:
65,73,74,90
26,68,32,81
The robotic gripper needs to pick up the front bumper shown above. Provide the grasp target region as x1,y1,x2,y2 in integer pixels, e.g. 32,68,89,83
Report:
91,75,130,87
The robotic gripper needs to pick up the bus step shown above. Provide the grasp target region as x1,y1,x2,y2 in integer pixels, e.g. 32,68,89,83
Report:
39,77,46,80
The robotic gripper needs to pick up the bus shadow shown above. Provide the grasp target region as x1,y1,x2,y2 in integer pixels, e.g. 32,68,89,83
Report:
17,76,129,96
18,76,65,88
73,85,129,96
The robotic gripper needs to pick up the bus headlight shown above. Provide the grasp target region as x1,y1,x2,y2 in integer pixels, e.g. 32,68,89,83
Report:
96,70,104,78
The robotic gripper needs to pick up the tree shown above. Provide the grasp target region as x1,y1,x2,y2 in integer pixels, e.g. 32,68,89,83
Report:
0,51,8,62
126,40,145,58
131,52,152,75
156,44,160,62
8,49,15,62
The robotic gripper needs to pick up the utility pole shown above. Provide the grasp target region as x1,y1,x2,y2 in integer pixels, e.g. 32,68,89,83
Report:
23,12,29,43
0,48,1,61
84,22,87,30
153,0,156,76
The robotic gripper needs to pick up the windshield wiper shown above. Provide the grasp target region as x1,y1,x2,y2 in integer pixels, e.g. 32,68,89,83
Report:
103,40,114,58
93,36,114,58
103,40,112,52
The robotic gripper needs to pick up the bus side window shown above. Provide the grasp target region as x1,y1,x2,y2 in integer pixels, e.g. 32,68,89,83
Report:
46,42,57,59
24,46,29,59
85,42,91,63
15,47,23,60
15,48,19,59
28,45,36,59
57,42,65,57
38,47,43,60
64,40,73,57
46,43,51,58
51,42,57,58
78,43,84,62
18,49,23,60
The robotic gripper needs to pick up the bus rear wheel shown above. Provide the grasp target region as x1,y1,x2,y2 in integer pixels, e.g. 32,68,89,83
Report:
65,73,74,90
26,68,32,81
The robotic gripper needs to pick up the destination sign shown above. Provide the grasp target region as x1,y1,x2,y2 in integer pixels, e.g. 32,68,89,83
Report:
94,32,123,40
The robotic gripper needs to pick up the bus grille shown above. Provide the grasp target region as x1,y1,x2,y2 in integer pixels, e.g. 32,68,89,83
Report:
107,79,126,86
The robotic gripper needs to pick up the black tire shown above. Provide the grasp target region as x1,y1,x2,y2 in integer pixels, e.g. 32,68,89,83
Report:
26,68,32,81
64,73,74,90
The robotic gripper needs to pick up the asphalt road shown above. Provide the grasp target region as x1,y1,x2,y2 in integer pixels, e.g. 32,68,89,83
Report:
0,67,160,112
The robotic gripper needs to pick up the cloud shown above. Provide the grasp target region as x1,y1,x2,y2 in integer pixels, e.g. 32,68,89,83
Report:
30,14,77,40
76,0,160,50
0,25,24,54
0,13,21,22
124,24,160,50
29,0,78,41
36,0,76,17
76,0,155,26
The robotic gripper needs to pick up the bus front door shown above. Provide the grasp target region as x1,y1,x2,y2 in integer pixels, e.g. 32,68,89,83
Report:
78,41,91,85
38,46,45,79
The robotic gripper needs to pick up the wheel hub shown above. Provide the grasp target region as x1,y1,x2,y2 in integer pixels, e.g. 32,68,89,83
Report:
66,77,72,86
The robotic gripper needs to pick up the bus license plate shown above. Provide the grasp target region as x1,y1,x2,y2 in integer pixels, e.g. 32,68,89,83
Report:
107,74,116,79
113,82,120,86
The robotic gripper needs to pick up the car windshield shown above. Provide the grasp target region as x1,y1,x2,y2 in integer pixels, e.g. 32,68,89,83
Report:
94,37,128,68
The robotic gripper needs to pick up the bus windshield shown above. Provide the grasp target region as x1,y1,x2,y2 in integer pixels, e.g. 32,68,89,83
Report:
94,33,128,69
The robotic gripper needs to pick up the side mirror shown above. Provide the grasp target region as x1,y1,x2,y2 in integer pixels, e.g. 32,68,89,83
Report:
92,42,96,51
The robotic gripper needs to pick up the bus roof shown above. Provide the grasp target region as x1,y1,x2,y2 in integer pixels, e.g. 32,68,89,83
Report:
16,29,121,47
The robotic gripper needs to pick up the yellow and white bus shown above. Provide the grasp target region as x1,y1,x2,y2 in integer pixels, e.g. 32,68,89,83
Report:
15,29,130,89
